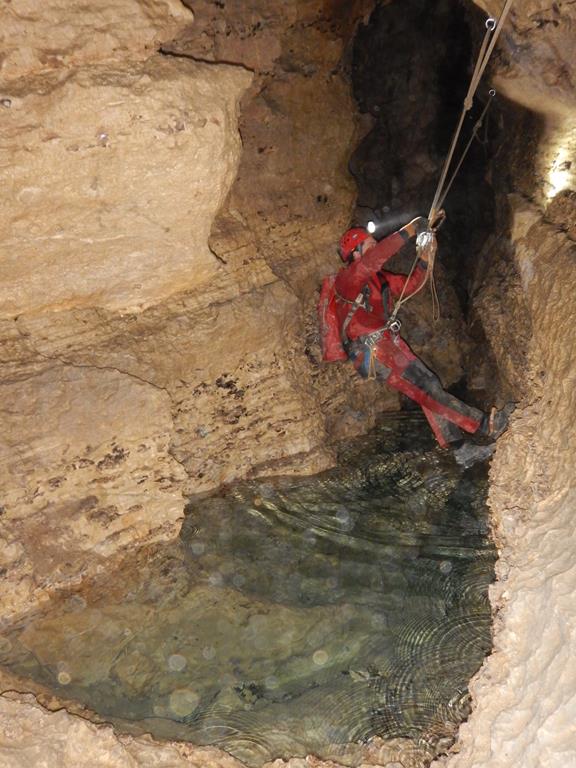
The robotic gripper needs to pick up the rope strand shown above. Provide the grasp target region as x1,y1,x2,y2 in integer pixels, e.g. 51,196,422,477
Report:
428,19,494,221
387,0,515,326
429,0,515,221
438,90,496,210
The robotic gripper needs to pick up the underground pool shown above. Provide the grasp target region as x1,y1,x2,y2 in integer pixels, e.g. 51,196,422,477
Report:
0,413,495,766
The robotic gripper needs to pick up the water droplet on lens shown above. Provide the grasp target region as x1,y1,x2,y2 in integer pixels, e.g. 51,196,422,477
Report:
0,638,12,654
303,530,316,545
371,614,387,629
202,646,216,660
168,654,187,671
208,573,223,586
191,542,206,556
65,595,87,612
57,671,71,685
335,508,353,530
440,560,453,574
232,574,246,588
265,675,279,690
313,649,329,666
169,688,200,717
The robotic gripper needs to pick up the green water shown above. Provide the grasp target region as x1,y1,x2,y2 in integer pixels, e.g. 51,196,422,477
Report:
0,414,494,766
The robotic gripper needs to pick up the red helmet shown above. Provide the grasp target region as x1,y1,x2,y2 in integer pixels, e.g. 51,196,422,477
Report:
338,227,370,262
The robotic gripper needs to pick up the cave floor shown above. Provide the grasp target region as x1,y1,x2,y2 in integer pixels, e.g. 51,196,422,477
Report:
0,414,495,767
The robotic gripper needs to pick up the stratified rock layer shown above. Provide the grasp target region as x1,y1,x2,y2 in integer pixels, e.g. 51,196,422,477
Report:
0,0,389,626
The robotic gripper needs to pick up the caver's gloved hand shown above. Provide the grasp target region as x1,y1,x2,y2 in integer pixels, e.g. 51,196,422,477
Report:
429,208,446,231
400,216,429,240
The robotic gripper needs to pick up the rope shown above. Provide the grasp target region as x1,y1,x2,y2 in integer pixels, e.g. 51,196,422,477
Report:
437,89,496,210
385,0,515,326
428,0,515,221
389,232,438,322
427,20,493,221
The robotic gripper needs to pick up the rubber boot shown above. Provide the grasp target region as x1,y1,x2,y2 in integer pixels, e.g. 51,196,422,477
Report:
453,441,495,468
479,402,515,441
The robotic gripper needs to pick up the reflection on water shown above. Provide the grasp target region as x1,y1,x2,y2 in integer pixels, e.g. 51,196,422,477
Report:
0,414,495,766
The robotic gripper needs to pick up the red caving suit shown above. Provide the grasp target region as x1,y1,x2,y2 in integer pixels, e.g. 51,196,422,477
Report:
334,229,484,447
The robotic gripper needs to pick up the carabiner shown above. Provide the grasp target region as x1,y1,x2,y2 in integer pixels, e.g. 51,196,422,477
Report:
386,318,402,336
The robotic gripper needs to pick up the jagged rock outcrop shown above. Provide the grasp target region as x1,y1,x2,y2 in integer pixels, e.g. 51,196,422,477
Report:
0,0,257,619
1,57,252,315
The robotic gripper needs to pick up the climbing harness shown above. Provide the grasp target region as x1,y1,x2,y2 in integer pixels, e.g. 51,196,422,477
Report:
384,317,402,336
336,286,401,378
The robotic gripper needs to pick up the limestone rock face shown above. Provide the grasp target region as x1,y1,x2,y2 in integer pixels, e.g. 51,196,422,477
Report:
0,0,371,627
0,0,193,81
0,57,252,315
0,693,245,768
438,195,576,768
0,0,252,624
0,363,187,618
168,0,404,438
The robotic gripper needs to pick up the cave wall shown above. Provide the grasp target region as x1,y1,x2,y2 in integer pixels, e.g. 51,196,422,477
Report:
0,0,477,624
433,3,576,767
0,0,375,623
1,0,575,767
444,192,576,768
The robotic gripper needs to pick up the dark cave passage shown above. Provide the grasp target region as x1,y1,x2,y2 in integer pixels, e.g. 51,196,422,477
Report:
347,0,497,318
